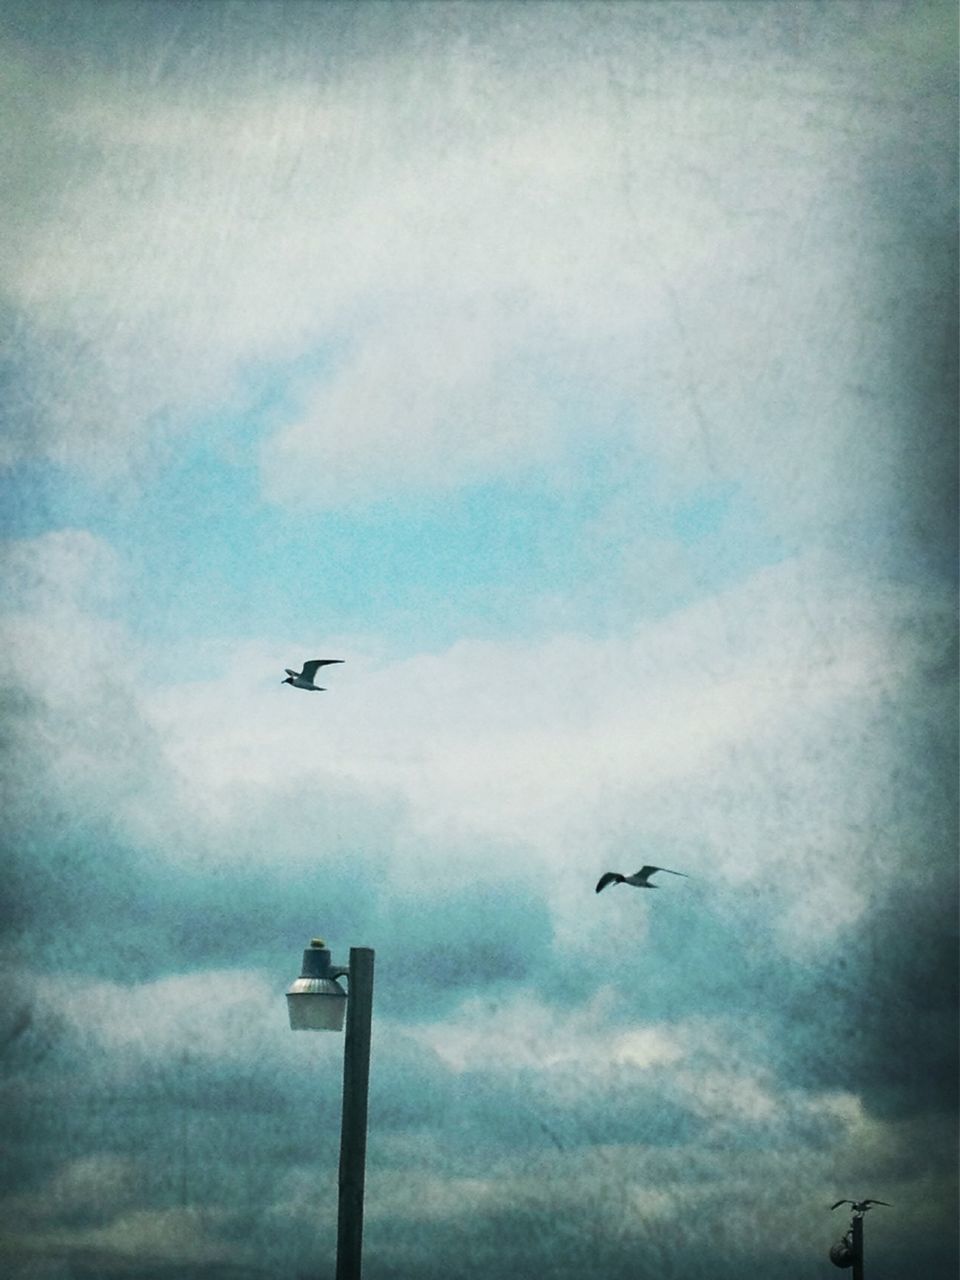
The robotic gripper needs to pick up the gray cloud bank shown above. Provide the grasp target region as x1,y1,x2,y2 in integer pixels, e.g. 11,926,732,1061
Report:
2,527,955,1278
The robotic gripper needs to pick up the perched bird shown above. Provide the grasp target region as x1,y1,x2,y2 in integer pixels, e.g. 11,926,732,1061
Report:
831,1200,892,1214
596,865,688,893
282,659,344,691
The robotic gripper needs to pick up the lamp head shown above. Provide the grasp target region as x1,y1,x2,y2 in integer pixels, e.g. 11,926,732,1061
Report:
286,939,347,1031
829,1240,855,1269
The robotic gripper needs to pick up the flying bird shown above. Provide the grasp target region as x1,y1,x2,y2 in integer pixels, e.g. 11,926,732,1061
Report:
831,1200,892,1214
282,659,344,691
596,865,688,893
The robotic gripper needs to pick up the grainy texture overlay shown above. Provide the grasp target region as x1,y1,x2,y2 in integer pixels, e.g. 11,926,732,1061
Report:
1,3,956,1278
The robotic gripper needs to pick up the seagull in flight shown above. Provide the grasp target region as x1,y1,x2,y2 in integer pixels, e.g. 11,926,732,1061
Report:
596,865,688,893
282,659,344,691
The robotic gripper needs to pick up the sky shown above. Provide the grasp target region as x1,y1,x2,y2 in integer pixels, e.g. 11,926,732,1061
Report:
1,2,957,1277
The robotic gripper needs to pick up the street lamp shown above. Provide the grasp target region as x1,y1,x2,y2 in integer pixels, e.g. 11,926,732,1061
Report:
829,1199,891,1278
287,938,375,1280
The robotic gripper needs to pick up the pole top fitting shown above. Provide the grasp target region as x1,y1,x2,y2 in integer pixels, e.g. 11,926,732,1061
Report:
310,938,326,948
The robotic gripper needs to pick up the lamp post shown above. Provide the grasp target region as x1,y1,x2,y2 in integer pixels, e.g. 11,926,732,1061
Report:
287,938,375,1280
829,1198,891,1278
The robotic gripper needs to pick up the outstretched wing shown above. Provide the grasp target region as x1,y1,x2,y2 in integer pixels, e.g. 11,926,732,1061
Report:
635,864,688,881
863,1200,892,1208
300,659,344,681
596,872,622,894
831,1201,853,1211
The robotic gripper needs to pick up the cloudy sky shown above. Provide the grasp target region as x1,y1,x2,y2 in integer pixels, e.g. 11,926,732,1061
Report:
1,2,957,1277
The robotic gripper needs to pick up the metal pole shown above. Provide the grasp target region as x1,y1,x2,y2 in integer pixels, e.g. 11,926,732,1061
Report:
851,1213,864,1280
336,947,374,1280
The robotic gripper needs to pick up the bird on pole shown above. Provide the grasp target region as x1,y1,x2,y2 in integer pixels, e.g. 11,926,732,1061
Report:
596,865,688,893
831,1200,892,1216
282,659,344,691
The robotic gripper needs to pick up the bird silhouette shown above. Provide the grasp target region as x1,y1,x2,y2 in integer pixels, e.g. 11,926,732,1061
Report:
596,865,688,893
282,659,344,691
831,1200,892,1214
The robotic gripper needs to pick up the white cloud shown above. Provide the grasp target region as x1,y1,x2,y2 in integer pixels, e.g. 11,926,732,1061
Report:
1,1207,251,1271
0,1155,140,1225
4,528,946,958
401,986,871,1150
128,549,945,956
1,529,123,612
404,986,683,1077
3,7,934,522
0,530,179,851
24,967,285,1066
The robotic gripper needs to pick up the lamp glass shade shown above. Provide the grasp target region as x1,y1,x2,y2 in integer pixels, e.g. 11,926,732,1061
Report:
286,977,347,1031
